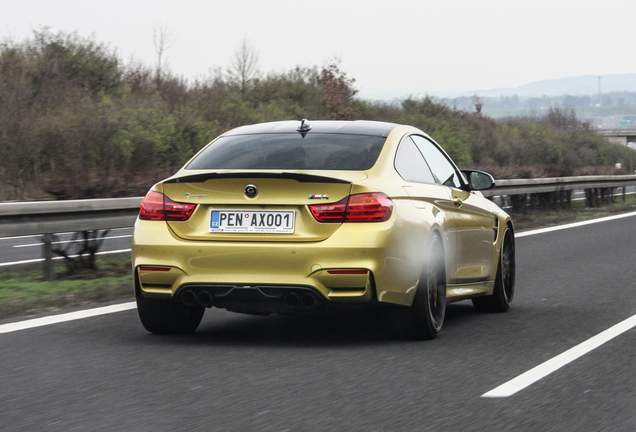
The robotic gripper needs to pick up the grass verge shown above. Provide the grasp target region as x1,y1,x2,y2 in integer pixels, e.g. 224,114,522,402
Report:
1,195,635,320
0,255,133,320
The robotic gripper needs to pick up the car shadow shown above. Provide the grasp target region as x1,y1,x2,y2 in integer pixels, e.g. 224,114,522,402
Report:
146,303,484,348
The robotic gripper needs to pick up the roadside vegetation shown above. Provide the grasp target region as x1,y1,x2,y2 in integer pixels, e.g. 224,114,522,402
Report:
0,255,131,319
1,29,635,201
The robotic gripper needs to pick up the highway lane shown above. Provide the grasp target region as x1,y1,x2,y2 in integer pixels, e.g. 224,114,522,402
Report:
571,185,635,201
0,228,133,266
0,215,635,431
491,186,636,208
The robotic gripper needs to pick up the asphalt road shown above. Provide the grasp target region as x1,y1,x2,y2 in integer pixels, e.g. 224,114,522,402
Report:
1,214,635,431
0,228,133,266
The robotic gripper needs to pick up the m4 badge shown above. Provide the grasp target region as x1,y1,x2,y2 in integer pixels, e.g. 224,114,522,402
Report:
308,194,329,200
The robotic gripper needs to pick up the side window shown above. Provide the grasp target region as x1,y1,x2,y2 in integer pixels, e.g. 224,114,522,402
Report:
411,135,461,188
394,137,436,184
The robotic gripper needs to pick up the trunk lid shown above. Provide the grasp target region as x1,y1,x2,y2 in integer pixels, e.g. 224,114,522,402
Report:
162,171,366,242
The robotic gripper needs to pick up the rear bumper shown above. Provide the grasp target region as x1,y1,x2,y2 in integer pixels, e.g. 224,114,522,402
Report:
132,215,425,307
176,284,349,315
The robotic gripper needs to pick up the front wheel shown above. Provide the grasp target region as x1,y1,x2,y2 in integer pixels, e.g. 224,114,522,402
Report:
407,235,447,340
137,295,205,334
472,225,515,312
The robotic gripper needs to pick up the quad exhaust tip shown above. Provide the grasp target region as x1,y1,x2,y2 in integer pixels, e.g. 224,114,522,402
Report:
197,291,214,307
181,290,215,308
301,293,317,308
181,290,197,307
284,292,318,309
283,292,300,308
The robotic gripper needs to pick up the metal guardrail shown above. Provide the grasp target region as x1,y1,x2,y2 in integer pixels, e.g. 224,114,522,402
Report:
0,197,141,280
480,174,636,197
0,197,142,238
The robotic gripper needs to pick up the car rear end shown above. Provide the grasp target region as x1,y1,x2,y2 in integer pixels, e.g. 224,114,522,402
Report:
132,121,400,316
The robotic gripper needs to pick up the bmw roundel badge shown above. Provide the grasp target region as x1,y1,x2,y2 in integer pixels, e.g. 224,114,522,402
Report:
244,184,258,198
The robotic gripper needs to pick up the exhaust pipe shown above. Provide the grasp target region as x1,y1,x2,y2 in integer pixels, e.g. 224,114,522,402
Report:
181,290,196,307
301,293,317,309
284,292,300,308
197,291,214,307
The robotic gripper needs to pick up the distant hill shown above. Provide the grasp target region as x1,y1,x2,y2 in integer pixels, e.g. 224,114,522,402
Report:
478,73,636,97
361,73,636,101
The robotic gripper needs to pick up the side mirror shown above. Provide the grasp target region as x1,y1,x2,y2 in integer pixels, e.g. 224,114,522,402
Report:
461,170,496,191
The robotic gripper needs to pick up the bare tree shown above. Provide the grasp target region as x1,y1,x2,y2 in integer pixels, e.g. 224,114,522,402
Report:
153,26,174,89
228,38,260,98
472,94,483,116
318,59,358,120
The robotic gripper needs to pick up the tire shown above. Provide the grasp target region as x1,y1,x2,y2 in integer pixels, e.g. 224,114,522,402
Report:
472,225,515,313
407,234,447,340
137,295,205,334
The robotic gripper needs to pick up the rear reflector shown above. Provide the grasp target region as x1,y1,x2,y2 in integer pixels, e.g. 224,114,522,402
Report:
139,266,171,272
309,193,392,223
327,270,369,275
139,191,196,221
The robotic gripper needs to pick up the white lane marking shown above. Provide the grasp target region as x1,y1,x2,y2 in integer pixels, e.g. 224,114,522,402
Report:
0,249,131,267
516,211,636,238
482,314,636,398
0,232,77,241
12,234,132,248
0,227,134,242
0,302,137,334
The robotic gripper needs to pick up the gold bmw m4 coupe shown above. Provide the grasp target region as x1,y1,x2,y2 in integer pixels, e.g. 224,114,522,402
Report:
132,120,515,339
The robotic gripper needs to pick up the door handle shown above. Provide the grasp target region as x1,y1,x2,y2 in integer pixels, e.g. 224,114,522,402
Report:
452,197,463,207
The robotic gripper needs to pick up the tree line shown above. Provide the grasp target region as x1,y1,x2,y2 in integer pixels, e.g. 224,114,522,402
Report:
1,29,634,200
438,91,636,115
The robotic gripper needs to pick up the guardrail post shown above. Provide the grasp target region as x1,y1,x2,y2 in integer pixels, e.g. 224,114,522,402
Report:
41,234,55,281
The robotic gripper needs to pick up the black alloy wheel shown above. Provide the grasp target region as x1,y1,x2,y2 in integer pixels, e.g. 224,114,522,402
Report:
472,225,515,312
408,235,447,340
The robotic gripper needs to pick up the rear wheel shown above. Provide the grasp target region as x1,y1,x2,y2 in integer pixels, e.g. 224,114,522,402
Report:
472,225,515,312
137,295,205,334
407,235,447,340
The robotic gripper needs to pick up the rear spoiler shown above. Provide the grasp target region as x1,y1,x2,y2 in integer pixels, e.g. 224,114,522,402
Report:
164,172,352,184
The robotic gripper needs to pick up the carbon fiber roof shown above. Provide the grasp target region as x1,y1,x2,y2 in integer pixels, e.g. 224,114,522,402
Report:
223,120,399,138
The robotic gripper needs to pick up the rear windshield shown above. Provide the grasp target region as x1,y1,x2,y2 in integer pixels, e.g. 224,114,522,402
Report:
185,133,386,171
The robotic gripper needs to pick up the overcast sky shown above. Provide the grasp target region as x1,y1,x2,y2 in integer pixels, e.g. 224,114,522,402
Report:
1,0,634,97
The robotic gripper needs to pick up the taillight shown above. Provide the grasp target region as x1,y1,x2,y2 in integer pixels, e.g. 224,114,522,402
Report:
139,191,196,221
164,197,197,221
309,197,348,222
309,193,393,223
345,193,393,222
139,191,164,220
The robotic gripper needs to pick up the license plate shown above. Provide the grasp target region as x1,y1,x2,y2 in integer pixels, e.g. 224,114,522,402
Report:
210,210,295,233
